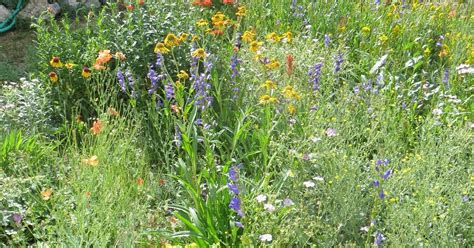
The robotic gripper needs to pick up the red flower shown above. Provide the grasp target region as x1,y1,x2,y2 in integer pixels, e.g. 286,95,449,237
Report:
127,4,134,11
193,0,212,7
286,54,294,76
223,0,233,4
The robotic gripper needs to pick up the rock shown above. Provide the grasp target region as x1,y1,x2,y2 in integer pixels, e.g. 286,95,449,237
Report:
66,0,102,8
18,0,51,19
0,5,10,22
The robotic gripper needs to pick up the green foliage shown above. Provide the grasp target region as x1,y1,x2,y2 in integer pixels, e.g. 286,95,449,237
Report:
1,0,473,247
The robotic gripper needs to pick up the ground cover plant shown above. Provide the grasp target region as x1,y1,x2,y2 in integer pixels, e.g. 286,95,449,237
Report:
1,0,473,247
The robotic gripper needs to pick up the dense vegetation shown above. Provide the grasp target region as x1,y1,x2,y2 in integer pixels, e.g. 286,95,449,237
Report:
1,0,473,247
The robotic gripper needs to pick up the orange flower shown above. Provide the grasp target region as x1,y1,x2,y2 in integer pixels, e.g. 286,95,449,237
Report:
41,188,53,200
137,177,144,186
223,0,233,4
93,63,106,70
138,0,145,5
127,4,134,10
95,49,112,65
90,119,102,135
210,29,224,36
193,0,212,7
85,191,91,198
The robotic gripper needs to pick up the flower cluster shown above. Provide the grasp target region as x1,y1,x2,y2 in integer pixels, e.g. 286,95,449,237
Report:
228,164,244,227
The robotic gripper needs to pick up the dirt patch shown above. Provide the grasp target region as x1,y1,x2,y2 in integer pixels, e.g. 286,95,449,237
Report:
0,28,35,81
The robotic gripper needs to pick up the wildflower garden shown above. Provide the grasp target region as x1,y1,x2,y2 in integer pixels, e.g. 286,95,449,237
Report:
1,0,473,247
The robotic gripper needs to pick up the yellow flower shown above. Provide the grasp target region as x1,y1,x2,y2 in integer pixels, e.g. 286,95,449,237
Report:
41,188,53,200
212,12,226,26
261,80,277,90
249,41,263,52
196,19,209,27
266,32,281,43
392,24,401,35
379,34,389,44
242,30,255,43
361,26,371,34
65,62,76,69
82,66,91,78
49,72,58,82
177,70,189,80
154,42,170,54
282,85,300,100
192,35,200,42
439,44,449,58
287,103,296,114
50,56,63,68
192,48,207,59
180,33,189,42
212,12,225,22
164,33,180,47
281,31,292,43
424,47,431,57
82,155,99,166
259,95,278,104
236,6,246,16
265,59,280,70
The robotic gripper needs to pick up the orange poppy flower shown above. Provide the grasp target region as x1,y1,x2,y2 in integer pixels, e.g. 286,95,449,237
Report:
95,49,112,65
41,188,53,200
90,119,102,135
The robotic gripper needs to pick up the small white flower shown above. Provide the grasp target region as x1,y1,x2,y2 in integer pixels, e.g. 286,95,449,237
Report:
313,176,324,182
432,108,443,116
264,203,275,212
310,136,321,143
256,194,267,203
283,198,294,206
259,234,272,242
303,181,315,188
360,226,369,233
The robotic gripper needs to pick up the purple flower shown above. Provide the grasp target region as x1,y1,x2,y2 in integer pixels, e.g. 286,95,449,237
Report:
147,65,161,94
155,52,163,68
228,183,240,195
193,57,214,110
374,231,385,247
334,52,344,74
324,34,330,47
308,63,323,92
373,180,380,187
379,189,385,199
165,82,174,100
12,213,22,224
462,195,469,202
382,169,392,180
117,69,126,93
375,0,381,5
229,165,240,182
229,197,244,217
125,69,137,98
354,85,360,94
235,221,244,228
443,69,449,90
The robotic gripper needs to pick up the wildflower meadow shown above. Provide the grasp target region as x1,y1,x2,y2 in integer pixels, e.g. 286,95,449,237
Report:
1,0,473,247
